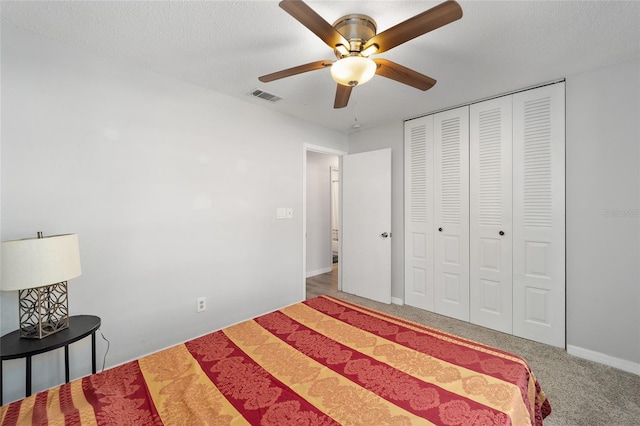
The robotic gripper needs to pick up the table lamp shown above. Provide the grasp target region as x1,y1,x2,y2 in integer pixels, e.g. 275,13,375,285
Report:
1,232,81,339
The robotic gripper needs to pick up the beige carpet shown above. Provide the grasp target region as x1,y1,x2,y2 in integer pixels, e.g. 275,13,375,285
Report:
328,291,640,426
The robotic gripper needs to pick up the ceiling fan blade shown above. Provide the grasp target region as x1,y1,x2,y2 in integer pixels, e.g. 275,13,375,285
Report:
279,0,350,49
374,59,437,91
334,84,352,109
259,60,333,83
363,0,462,54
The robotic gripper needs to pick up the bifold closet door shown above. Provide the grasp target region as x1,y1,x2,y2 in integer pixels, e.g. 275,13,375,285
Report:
512,82,566,348
470,96,513,333
404,116,435,311
433,106,470,321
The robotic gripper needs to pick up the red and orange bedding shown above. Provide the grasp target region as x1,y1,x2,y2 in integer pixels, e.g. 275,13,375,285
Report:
1,295,551,425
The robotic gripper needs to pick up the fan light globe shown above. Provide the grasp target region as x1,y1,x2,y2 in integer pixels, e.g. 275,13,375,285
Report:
331,56,376,87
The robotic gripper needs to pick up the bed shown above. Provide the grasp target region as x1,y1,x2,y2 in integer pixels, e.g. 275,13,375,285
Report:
0,295,551,425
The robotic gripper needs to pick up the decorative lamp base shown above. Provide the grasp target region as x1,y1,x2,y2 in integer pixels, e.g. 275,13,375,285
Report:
18,282,69,339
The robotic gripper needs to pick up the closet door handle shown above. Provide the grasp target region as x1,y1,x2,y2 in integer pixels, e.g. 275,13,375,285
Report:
438,227,443,232
499,231,505,236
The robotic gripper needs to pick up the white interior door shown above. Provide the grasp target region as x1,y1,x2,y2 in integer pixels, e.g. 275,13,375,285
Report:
404,116,435,310
342,148,392,304
512,82,566,348
434,106,470,321
470,96,514,333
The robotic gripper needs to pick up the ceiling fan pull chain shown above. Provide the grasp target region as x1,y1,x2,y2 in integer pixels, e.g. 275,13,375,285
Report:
352,89,361,130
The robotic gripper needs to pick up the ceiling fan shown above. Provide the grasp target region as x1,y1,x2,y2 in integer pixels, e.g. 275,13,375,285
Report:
258,0,463,109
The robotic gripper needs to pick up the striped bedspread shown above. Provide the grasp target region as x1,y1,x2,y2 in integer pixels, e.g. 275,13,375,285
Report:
1,296,551,425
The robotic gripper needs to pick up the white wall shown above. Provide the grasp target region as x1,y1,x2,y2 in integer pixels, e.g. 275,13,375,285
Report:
0,25,347,402
348,121,404,304
565,58,640,372
305,151,338,277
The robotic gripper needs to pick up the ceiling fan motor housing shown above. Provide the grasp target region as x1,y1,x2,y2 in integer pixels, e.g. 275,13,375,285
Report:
332,14,377,57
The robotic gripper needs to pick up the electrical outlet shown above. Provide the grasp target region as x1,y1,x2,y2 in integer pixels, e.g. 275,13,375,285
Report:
197,297,206,312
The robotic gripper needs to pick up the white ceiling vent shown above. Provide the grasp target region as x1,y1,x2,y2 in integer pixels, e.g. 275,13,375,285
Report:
248,89,283,103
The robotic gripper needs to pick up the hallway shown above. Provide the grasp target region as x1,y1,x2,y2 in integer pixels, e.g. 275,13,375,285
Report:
305,263,338,299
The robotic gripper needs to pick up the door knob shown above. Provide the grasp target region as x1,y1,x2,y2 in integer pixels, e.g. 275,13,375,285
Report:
499,231,505,236
381,232,389,238
438,227,443,232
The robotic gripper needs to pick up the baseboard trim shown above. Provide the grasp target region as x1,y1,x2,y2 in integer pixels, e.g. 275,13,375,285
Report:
306,267,333,278
391,297,404,305
567,345,640,375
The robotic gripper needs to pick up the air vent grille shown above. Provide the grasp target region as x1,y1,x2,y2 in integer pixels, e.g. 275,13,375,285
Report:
248,89,283,103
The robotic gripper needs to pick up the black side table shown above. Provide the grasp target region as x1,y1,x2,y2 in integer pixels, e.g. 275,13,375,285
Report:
0,315,101,405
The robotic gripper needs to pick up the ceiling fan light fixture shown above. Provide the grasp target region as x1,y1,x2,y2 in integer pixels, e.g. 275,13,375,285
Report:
335,44,350,56
360,43,379,57
331,56,376,87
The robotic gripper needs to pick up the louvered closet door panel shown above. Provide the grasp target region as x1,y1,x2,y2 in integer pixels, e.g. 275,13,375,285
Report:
404,116,435,310
434,106,470,321
470,96,513,333
513,82,565,348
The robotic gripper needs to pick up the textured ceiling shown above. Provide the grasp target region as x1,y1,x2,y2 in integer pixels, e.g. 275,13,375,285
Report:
3,1,639,133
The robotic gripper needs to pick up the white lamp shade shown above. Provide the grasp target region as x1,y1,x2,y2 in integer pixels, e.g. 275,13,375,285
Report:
1,233,81,291
331,56,377,87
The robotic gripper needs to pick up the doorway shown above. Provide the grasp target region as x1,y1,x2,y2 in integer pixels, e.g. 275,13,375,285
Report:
330,166,340,265
303,145,346,300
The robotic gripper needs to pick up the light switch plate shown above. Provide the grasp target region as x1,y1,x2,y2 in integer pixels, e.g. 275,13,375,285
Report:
276,207,286,219
286,208,293,218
